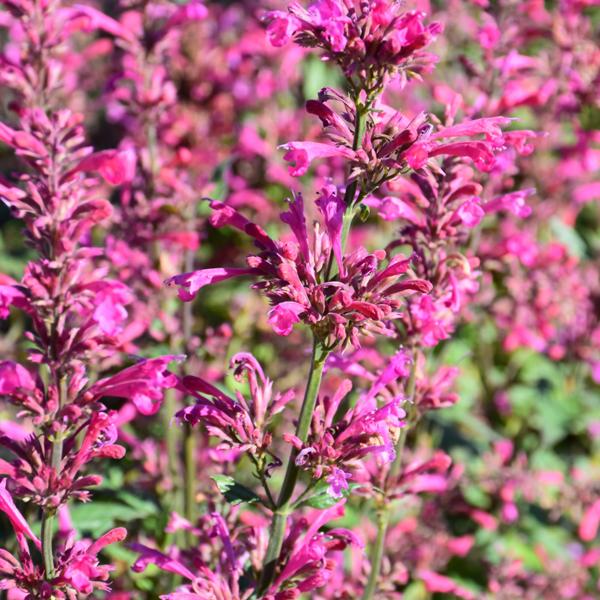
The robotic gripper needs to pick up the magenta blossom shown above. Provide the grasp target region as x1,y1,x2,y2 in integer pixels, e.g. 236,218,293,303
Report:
285,376,406,497
85,355,181,415
265,1,441,87
177,352,294,470
167,193,431,349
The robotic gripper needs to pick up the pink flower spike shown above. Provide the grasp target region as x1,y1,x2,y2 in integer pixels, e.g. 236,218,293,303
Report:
0,479,41,549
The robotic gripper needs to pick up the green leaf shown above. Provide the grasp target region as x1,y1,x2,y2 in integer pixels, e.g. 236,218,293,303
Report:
70,500,157,537
211,475,262,506
463,484,490,509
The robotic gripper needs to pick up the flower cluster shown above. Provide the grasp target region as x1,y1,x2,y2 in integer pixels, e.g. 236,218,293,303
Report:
168,192,431,348
178,352,295,470
0,0,176,595
266,1,441,91
0,0,597,598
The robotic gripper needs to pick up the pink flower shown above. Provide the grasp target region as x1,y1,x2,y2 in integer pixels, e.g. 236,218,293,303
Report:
265,11,299,47
501,502,519,523
86,356,180,415
315,185,346,276
163,1,207,31
428,141,496,171
59,528,127,594
268,302,305,336
417,570,475,599
167,197,431,349
281,141,356,176
178,353,294,462
0,479,41,549
478,18,501,50
579,499,600,542
70,149,136,185
68,4,136,42
483,188,535,218
287,377,406,488
456,198,485,227
0,362,35,395
270,501,362,595
0,282,28,319
166,267,258,301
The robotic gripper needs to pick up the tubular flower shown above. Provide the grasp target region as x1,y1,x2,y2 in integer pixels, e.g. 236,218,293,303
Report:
283,90,527,198
265,502,363,599
265,2,441,87
132,512,250,600
177,353,294,468
167,192,431,349
285,374,406,497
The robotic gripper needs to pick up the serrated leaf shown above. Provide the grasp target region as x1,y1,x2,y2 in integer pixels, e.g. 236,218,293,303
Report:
211,475,262,506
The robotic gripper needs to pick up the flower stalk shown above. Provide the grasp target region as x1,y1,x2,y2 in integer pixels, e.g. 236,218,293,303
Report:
258,337,328,593
41,435,63,580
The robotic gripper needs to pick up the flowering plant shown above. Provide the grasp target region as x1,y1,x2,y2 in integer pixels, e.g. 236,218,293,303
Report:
0,0,598,598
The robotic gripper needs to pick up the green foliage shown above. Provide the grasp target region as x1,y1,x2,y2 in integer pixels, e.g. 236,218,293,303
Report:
211,475,263,506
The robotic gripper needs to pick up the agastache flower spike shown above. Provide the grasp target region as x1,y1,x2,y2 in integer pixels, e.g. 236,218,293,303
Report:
265,2,442,91
177,353,294,469
167,195,431,349
285,378,406,497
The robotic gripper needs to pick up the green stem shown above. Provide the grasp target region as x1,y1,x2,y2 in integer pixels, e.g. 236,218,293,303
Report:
258,508,288,592
181,246,196,544
183,422,196,545
164,388,182,506
41,436,63,580
342,104,368,209
361,508,390,600
277,340,328,507
257,338,328,594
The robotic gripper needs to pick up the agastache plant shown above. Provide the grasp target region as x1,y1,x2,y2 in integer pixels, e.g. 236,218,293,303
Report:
0,0,175,596
0,0,596,598
158,0,533,597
